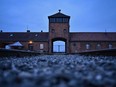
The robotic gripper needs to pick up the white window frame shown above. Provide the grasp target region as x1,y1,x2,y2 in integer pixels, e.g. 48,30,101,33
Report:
108,44,112,49
40,44,44,49
86,44,90,50
97,44,101,49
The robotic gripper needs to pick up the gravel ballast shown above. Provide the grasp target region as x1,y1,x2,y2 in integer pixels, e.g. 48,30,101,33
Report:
0,55,116,87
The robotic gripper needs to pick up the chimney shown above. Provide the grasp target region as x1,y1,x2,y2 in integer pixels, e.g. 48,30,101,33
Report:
27,30,30,32
41,30,43,32
0,30,3,32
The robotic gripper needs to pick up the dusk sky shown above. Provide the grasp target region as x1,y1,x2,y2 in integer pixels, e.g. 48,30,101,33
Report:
0,0,116,32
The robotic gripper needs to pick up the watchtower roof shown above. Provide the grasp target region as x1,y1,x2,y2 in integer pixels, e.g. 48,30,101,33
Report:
48,10,70,18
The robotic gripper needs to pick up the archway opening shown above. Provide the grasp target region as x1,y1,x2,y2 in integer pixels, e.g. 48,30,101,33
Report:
53,41,65,53
52,38,66,53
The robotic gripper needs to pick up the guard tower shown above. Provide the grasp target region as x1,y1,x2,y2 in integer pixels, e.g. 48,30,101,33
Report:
48,10,70,53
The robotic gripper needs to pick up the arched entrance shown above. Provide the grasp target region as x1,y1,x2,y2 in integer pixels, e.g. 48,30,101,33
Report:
51,38,67,53
53,41,65,52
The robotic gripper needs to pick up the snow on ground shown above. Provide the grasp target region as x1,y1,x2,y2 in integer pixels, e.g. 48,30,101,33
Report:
0,55,116,87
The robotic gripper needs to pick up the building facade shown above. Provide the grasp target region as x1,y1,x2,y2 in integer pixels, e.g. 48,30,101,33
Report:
0,10,116,54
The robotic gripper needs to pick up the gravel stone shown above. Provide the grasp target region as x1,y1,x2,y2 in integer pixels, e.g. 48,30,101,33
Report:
0,55,116,87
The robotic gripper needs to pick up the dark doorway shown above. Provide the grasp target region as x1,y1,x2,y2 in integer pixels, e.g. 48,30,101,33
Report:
28,44,33,51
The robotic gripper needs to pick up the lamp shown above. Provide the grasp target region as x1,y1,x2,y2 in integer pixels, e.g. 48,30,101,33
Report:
29,41,33,44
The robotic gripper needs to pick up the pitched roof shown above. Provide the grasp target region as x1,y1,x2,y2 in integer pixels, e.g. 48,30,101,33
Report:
48,11,70,18
0,32,49,42
0,32,116,42
9,41,23,46
70,32,116,41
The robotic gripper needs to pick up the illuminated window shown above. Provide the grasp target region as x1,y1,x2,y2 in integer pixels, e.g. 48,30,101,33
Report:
40,44,44,49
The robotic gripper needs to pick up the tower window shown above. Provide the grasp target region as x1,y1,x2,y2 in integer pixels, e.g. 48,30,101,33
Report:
49,18,69,23
51,29,55,33
50,18,55,22
64,29,67,33
63,18,68,22
56,18,63,22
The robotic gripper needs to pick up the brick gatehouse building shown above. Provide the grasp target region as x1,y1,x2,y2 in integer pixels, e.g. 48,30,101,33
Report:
0,10,116,54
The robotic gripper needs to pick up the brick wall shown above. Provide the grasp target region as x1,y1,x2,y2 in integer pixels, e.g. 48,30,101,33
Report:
70,41,116,53
49,23,70,53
